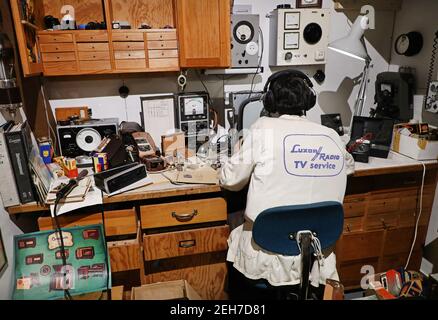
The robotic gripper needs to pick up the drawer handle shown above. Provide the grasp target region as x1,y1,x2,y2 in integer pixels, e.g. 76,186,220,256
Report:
403,179,417,185
381,219,387,229
172,209,198,222
346,224,351,232
179,240,196,249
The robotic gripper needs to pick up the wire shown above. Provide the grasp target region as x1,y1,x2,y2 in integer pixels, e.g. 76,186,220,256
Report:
405,162,427,270
249,26,264,100
99,190,111,301
425,31,438,109
52,200,73,300
195,70,214,107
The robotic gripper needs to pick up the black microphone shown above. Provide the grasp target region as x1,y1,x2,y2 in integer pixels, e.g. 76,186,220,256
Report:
56,170,89,201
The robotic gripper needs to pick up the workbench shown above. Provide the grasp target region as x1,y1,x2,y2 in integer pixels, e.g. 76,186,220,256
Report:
6,152,438,298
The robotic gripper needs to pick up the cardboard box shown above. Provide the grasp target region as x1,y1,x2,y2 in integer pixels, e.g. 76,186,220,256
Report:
131,280,202,300
392,127,438,161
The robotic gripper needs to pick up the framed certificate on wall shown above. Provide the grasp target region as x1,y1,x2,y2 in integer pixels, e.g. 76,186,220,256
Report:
0,228,7,277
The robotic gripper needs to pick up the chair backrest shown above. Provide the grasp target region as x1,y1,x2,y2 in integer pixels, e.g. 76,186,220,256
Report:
252,202,344,256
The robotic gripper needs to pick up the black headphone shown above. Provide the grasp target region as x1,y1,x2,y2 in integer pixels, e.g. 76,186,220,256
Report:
262,70,316,114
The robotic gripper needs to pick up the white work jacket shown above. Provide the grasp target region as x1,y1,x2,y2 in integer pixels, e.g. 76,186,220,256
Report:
220,115,355,287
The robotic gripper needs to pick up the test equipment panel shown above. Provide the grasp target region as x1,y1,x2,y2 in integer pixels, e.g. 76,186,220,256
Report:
231,14,260,68
269,8,330,66
176,92,210,139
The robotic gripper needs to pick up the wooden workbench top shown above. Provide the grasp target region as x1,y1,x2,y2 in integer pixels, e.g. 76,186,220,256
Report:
6,152,437,215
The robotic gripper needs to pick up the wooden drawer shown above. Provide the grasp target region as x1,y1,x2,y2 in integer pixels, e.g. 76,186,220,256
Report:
78,51,110,61
75,32,108,42
383,226,427,256
40,43,75,53
343,195,367,218
336,231,384,261
343,217,363,233
77,43,110,52
38,33,73,43
113,42,145,51
143,225,229,261
141,198,227,229
147,31,177,41
112,33,144,42
149,58,179,69
43,61,77,74
114,50,146,60
38,208,137,237
79,60,112,71
42,52,76,62
399,210,416,227
368,195,400,215
380,251,422,272
148,49,179,59
147,40,178,50
364,213,398,231
115,59,146,69
109,235,141,273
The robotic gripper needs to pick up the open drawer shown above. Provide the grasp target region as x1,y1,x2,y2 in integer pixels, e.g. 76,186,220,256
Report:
143,225,230,261
108,228,142,273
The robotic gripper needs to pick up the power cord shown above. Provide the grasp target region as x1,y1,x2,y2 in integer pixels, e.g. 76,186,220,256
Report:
99,191,111,301
405,162,427,270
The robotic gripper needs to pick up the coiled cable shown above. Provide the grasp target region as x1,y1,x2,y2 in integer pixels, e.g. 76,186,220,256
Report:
425,31,438,109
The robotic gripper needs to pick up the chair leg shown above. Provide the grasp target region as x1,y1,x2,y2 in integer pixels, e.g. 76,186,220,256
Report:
300,233,312,300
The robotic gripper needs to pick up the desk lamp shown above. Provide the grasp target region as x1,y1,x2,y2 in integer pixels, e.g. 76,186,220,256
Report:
328,15,371,118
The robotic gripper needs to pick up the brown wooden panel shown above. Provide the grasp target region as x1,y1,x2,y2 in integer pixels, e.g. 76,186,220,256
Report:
38,33,74,43
147,31,177,41
43,61,78,74
79,60,112,71
147,40,178,50
148,58,179,69
115,59,146,69
43,0,105,25
140,198,227,229
55,107,90,122
383,226,427,256
109,238,141,272
336,231,384,261
112,33,145,42
77,43,110,51
143,225,229,261
343,195,367,218
364,213,399,231
113,42,145,51
42,52,76,62
114,50,146,59
111,0,175,29
78,51,110,61
148,49,179,59
38,208,137,237
343,217,363,234
75,32,108,42
40,43,76,53
177,0,231,68
338,258,379,289
368,196,400,215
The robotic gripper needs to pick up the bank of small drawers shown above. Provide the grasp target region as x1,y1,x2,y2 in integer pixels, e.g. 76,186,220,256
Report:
76,32,111,72
38,33,77,74
112,32,147,70
147,31,179,70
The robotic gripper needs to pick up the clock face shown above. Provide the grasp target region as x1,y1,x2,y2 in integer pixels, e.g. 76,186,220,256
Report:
233,21,254,44
396,35,410,54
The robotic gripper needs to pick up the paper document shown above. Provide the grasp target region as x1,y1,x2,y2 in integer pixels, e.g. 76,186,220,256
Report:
50,185,103,217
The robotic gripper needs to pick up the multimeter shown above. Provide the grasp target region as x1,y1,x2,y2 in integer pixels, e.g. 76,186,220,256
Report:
176,92,210,138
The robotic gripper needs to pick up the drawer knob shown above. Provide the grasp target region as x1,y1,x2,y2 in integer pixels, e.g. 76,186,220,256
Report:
172,209,198,222
381,219,387,229
346,224,351,232
179,240,196,249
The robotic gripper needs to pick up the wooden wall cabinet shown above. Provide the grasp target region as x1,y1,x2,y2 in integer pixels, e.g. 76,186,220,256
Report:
9,0,231,76
176,0,231,68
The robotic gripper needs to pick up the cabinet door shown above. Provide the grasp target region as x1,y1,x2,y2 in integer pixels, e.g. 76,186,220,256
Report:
9,0,43,76
176,0,231,68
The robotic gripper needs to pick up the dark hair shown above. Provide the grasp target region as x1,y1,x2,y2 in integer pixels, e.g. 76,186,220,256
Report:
270,75,311,116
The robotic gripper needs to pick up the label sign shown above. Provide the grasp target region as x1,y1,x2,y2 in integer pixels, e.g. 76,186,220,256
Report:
283,134,344,177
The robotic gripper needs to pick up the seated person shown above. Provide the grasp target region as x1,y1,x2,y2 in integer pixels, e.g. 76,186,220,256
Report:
220,70,355,299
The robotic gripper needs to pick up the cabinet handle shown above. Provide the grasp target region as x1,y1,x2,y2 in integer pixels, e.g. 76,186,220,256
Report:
381,219,387,229
346,224,351,232
179,240,196,249
403,179,418,185
172,209,198,222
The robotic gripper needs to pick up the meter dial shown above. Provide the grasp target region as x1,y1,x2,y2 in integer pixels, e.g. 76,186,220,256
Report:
184,97,205,116
233,21,254,45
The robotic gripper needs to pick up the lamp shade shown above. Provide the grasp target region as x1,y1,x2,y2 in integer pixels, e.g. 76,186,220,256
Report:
328,15,370,61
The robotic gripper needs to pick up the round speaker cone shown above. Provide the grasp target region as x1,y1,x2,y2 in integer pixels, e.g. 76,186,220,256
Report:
76,128,102,152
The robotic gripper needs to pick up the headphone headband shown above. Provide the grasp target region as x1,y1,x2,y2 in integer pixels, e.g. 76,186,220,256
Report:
263,70,313,93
